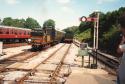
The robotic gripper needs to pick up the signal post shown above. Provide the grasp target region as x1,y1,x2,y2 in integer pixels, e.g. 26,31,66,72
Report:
80,12,100,68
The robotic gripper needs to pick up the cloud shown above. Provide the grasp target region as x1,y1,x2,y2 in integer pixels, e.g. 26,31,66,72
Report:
97,0,117,4
5,0,20,5
56,0,71,4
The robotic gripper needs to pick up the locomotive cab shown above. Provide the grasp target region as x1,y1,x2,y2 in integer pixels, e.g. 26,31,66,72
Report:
31,29,44,49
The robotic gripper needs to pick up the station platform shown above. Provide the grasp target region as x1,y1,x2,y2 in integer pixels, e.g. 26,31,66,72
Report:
65,55,116,84
65,67,115,84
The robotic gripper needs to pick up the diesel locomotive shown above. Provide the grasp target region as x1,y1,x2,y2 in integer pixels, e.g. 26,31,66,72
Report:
31,26,65,49
64,32,74,43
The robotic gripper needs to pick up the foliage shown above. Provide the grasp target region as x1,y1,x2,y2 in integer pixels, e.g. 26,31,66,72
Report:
25,17,41,29
100,25,119,50
1,17,41,29
75,28,91,42
64,7,125,55
43,19,55,28
103,25,119,42
12,19,25,28
79,22,93,33
63,26,78,33
2,17,13,26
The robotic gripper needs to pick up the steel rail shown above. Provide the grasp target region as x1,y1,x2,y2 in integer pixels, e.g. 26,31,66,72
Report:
49,44,71,84
16,44,66,84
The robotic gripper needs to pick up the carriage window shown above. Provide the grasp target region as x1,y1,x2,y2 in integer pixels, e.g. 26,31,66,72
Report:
11,30,14,34
6,31,9,34
28,32,30,35
24,31,26,35
15,32,17,35
0,30,2,34
6,30,9,34
20,32,22,35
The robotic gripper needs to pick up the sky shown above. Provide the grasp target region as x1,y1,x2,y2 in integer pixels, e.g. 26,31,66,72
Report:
0,0,125,30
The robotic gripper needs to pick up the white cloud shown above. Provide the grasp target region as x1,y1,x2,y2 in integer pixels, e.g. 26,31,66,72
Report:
5,0,20,5
56,0,71,4
97,0,117,4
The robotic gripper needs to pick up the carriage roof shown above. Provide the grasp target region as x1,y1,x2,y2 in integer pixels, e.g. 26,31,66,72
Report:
0,25,31,31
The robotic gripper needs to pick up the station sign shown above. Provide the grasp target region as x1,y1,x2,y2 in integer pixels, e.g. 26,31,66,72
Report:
80,16,97,22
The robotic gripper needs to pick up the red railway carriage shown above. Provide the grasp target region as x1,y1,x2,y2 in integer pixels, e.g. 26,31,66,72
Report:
0,26,31,43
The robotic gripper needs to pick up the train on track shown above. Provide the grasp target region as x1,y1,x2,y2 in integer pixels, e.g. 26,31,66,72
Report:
64,32,74,43
0,25,74,49
0,26,31,43
31,27,65,49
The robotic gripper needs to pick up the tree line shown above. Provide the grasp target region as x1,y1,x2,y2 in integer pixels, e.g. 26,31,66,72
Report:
0,17,41,29
0,17,56,30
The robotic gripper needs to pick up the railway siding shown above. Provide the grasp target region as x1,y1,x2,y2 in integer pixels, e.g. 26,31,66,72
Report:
0,43,65,84
0,46,31,61
6,44,64,70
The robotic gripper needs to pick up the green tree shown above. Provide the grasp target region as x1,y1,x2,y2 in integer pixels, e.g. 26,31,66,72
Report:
19,19,26,27
0,18,1,24
74,7,125,55
2,17,13,26
63,26,78,33
25,17,41,29
43,19,55,28
11,19,25,28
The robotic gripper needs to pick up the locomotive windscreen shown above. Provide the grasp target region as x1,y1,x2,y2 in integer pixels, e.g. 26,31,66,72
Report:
65,33,74,39
31,31,44,36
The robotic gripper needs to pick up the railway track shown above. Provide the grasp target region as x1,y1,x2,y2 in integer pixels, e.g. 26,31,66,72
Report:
0,50,39,72
22,44,71,84
3,43,29,49
0,43,71,84
0,43,60,72
49,44,71,84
